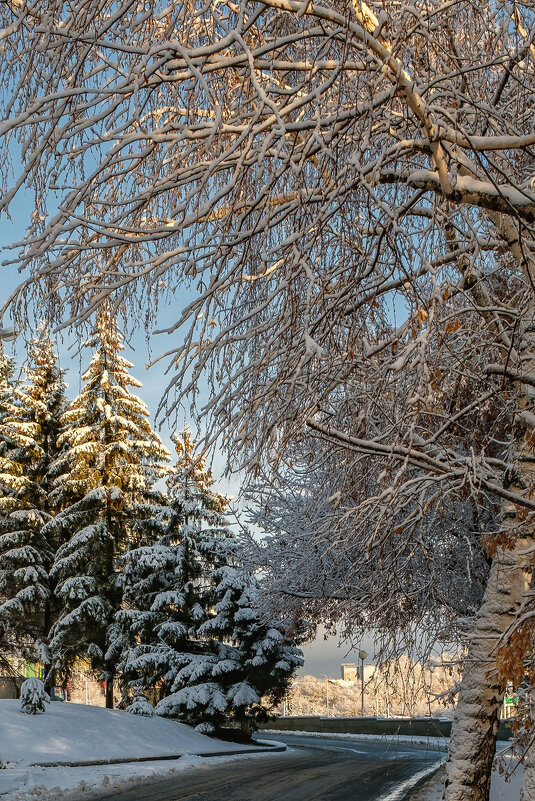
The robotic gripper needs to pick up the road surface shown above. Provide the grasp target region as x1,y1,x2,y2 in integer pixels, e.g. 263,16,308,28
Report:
92,732,443,801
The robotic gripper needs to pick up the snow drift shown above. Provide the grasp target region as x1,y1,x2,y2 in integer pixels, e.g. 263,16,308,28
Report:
0,699,254,767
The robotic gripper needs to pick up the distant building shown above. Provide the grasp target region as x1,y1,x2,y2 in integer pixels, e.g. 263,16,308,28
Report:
340,662,375,683
341,663,358,681
0,657,44,699
0,676,23,699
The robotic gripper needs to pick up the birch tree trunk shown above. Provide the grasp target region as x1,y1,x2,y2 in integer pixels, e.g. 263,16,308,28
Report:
520,710,535,801
520,735,535,801
444,308,535,801
443,540,531,801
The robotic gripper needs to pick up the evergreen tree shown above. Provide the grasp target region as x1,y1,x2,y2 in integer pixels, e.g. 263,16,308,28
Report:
45,308,169,706
115,427,228,710
157,565,303,735
0,343,19,659
113,511,189,705
0,327,68,658
20,677,49,714
117,426,303,733
203,567,303,734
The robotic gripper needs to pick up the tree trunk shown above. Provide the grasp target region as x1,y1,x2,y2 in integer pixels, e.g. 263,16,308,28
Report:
105,675,114,709
43,663,55,692
520,720,535,801
443,538,531,801
442,296,535,801
240,716,253,739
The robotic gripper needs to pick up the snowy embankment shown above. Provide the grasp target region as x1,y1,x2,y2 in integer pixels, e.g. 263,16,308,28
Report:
0,699,270,800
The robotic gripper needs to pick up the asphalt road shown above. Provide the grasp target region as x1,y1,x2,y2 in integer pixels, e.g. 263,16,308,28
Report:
91,733,443,801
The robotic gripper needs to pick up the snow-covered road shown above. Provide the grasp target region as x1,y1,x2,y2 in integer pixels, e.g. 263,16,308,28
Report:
88,733,442,801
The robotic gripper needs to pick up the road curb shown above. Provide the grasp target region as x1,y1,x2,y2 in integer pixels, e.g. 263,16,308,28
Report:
27,743,286,769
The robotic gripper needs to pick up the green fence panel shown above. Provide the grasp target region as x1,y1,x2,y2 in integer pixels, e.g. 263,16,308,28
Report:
260,715,513,742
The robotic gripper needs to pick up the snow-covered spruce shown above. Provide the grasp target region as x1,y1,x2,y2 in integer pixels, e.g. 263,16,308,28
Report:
194,566,303,735
20,677,49,714
117,428,302,731
154,563,303,734
127,691,155,716
0,327,68,658
116,427,232,715
45,308,169,707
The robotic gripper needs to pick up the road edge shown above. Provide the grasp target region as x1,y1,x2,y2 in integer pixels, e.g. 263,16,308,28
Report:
405,763,445,800
26,742,286,769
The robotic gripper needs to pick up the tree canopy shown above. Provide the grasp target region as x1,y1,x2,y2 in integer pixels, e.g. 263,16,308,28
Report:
2,2,535,797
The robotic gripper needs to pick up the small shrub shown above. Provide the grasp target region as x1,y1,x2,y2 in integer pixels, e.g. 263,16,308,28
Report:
20,678,49,715
127,693,155,716
195,722,215,735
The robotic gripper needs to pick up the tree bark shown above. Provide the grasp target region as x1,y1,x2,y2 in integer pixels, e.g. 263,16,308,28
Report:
443,539,531,801
439,281,535,801
105,674,114,709
240,716,254,740
520,720,535,801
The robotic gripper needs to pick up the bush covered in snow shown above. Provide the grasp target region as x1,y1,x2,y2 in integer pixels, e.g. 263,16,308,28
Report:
195,722,215,735
20,678,49,715
127,693,155,716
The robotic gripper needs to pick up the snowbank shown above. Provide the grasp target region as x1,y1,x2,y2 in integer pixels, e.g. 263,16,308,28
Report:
0,699,252,767
0,698,264,799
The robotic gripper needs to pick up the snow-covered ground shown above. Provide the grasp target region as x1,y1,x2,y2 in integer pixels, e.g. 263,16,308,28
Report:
0,699,258,765
1,704,525,801
410,758,524,801
0,699,266,800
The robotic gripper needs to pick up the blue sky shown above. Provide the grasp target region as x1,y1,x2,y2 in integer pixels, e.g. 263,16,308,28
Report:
0,187,236,485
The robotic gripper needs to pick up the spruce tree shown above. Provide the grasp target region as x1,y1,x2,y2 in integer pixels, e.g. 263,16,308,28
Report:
113,508,183,705
208,568,303,734
0,327,68,660
45,308,169,706
158,564,303,735
0,343,19,659
119,427,303,734
115,427,228,710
